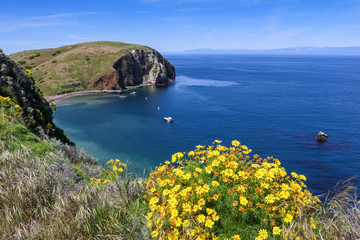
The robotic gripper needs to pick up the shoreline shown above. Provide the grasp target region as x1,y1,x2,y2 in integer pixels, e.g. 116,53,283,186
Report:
44,87,139,103
44,81,174,103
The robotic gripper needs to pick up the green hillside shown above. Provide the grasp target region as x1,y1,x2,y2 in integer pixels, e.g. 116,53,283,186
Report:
10,41,150,96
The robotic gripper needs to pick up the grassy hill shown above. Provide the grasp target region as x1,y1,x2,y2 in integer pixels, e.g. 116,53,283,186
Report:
10,41,150,96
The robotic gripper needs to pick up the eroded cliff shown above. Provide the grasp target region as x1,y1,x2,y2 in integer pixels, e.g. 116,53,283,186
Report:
93,49,176,89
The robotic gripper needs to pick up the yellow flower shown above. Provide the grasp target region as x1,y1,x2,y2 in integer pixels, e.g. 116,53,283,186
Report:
205,166,213,174
118,167,124,172
299,174,307,181
232,235,241,240
198,198,206,206
291,172,298,178
197,214,206,223
188,151,195,157
183,219,191,227
205,218,214,228
280,190,290,200
102,179,109,184
239,196,248,206
193,205,201,212
284,214,294,223
232,140,240,147
258,229,268,239
273,226,282,235
206,208,215,215
151,230,159,238
196,168,202,173
183,202,192,212
264,194,276,204
237,185,246,193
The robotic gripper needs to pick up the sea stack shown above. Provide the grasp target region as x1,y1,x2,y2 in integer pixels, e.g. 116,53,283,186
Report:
316,131,328,142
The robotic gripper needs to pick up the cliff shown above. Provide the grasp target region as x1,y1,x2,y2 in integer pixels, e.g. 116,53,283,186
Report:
94,49,175,89
0,49,70,143
9,41,175,96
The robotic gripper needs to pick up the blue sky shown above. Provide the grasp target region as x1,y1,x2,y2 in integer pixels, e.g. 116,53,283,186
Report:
1,0,360,54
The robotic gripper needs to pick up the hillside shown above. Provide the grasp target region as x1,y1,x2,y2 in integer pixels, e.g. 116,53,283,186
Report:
0,49,70,143
10,41,175,96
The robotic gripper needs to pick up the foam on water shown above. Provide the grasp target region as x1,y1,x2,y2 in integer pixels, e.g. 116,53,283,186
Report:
174,75,238,88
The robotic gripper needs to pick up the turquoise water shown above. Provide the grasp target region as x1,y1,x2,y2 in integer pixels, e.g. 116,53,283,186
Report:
53,55,360,195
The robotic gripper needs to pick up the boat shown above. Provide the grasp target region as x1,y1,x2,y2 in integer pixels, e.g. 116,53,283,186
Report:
130,91,136,95
164,117,173,123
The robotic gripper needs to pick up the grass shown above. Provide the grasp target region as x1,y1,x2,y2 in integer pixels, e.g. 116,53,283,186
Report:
314,180,360,239
0,110,148,239
9,41,150,96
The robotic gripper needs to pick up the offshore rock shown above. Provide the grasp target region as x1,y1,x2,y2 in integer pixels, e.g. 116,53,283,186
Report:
316,131,328,142
94,49,176,89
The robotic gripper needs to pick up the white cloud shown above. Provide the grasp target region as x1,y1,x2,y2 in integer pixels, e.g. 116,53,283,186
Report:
29,12,101,20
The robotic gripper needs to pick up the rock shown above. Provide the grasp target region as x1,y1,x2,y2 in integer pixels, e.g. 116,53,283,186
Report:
316,131,328,142
0,50,70,144
94,49,175,90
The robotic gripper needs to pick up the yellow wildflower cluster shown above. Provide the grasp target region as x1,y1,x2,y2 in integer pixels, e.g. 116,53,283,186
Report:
90,159,127,185
145,140,321,239
0,96,22,121
25,69,33,79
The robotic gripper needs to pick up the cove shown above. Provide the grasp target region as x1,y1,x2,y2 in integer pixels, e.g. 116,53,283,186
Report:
53,54,360,195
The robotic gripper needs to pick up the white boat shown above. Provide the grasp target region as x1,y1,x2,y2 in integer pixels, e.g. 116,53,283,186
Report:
130,91,136,95
164,117,173,123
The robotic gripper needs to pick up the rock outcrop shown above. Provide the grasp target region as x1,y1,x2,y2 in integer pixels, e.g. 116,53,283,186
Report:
316,131,328,142
93,49,176,90
0,49,70,143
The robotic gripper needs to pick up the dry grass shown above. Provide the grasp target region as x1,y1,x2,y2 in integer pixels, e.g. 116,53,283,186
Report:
0,120,148,240
315,180,360,240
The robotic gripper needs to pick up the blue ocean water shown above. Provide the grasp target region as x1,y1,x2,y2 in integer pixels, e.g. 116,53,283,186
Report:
53,55,360,195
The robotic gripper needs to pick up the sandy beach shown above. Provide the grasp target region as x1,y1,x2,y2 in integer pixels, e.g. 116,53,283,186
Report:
44,87,139,103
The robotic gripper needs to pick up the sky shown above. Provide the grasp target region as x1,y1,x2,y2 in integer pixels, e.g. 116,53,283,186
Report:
1,0,360,54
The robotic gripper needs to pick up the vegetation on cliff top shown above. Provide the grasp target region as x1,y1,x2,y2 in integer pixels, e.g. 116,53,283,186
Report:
9,41,150,96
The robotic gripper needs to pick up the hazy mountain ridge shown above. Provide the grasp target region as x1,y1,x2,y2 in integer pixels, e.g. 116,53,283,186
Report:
167,46,360,55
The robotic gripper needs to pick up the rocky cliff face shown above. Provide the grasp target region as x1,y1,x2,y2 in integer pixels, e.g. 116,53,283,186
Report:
93,49,175,90
0,49,70,143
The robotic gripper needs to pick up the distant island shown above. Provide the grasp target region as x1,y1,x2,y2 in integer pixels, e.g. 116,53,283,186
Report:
166,46,360,56
10,41,176,96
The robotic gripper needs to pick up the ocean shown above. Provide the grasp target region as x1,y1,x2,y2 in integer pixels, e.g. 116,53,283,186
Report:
53,54,360,195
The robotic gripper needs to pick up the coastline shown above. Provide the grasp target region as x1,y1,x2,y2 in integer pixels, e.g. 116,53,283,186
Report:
44,87,138,103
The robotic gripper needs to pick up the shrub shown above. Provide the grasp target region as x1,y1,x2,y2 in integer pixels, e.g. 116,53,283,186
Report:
145,140,321,239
